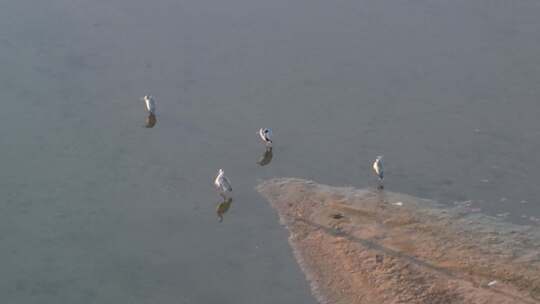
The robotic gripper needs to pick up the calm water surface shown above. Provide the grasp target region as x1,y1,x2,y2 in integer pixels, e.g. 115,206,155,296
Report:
1,0,540,303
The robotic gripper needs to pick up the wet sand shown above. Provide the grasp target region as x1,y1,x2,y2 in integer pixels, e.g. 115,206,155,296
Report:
257,178,540,304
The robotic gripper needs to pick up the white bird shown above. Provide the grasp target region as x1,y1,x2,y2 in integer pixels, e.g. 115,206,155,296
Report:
258,128,273,148
214,169,232,198
143,95,156,114
373,156,384,189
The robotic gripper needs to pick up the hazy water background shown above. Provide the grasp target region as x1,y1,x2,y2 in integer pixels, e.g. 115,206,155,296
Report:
1,0,540,303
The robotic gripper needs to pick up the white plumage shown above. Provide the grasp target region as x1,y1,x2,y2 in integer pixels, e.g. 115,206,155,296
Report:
143,95,156,114
214,169,232,197
373,156,384,184
258,128,272,147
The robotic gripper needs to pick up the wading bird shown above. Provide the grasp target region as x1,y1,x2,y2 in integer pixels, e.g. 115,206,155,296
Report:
143,95,156,114
214,169,232,199
373,156,384,189
258,128,272,149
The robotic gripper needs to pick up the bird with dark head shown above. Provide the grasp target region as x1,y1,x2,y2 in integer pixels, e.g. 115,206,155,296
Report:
258,128,273,149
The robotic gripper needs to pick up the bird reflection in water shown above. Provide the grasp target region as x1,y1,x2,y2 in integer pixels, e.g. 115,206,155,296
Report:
257,147,273,166
216,198,233,222
145,113,157,128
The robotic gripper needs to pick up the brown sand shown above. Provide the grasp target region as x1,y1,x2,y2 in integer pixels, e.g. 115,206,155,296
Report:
257,178,540,304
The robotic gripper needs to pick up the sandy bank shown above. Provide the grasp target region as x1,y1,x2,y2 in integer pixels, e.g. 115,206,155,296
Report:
257,178,540,304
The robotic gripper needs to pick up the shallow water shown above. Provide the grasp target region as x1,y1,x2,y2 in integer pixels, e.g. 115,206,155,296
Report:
1,0,540,302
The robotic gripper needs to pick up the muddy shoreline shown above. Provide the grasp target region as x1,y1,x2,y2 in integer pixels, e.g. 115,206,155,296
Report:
257,178,540,304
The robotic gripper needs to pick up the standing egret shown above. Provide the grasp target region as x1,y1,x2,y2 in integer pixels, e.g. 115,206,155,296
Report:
373,156,384,189
214,169,233,199
258,128,272,149
143,95,156,114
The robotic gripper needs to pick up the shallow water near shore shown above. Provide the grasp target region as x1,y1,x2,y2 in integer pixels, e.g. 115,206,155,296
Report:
1,0,540,303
